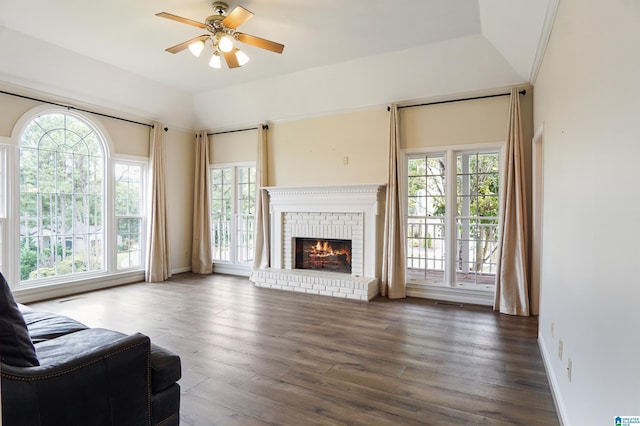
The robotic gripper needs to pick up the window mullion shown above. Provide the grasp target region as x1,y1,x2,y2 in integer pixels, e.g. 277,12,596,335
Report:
230,166,238,264
445,150,457,287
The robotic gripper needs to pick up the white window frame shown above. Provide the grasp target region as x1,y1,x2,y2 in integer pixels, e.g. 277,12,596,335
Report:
209,161,256,276
113,157,147,272
17,111,108,285
0,141,9,274
403,143,505,302
1,107,146,298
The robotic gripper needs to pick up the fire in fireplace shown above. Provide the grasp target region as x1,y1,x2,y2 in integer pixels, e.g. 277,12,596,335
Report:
295,238,352,274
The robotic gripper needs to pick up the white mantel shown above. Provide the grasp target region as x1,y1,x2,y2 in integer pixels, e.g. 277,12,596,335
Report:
264,184,384,279
253,185,385,301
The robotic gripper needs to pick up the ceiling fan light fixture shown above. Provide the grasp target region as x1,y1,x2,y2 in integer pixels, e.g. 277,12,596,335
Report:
188,40,205,57
209,51,222,69
235,48,250,66
218,34,234,52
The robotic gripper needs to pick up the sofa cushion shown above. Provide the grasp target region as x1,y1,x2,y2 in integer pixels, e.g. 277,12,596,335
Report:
150,343,182,393
21,310,89,343
34,327,131,365
152,383,180,426
0,272,39,367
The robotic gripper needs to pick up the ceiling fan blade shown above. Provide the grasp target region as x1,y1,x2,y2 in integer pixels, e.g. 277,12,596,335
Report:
156,12,206,29
165,35,209,54
222,50,240,68
236,33,285,54
222,6,254,29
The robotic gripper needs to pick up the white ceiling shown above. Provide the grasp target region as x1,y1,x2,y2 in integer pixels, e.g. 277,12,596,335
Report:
0,0,554,130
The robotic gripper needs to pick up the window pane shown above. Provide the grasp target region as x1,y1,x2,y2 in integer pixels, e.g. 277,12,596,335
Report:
114,162,144,271
212,214,231,261
407,217,446,284
456,152,499,286
117,218,142,269
406,154,446,284
235,166,255,264
236,213,254,263
73,155,89,194
211,165,256,264
407,150,500,288
19,113,105,281
211,167,232,262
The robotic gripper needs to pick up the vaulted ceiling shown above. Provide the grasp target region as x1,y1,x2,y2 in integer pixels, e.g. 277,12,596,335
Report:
0,0,555,130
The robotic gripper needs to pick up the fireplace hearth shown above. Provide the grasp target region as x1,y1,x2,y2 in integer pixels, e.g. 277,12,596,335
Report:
295,238,352,274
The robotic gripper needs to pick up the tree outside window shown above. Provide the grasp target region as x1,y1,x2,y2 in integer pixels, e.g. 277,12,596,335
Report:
19,113,104,281
406,149,501,287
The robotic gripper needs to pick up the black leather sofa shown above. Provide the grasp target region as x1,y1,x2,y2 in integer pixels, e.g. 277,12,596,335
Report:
0,273,181,426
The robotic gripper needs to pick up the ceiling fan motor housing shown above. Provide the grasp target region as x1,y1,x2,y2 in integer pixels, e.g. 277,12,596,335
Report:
211,2,229,16
206,2,229,31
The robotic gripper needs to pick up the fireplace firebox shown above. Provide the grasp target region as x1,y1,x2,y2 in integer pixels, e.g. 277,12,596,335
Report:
295,238,352,274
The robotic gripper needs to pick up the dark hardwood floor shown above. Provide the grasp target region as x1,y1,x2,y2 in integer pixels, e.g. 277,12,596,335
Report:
29,273,559,425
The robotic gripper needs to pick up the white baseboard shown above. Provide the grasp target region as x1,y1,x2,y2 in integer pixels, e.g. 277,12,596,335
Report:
538,335,568,425
171,266,192,275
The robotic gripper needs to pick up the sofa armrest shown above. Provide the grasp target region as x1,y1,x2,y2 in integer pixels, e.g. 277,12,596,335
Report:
1,328,151,426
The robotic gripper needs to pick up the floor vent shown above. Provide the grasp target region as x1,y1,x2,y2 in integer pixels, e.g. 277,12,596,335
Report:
435,301,464,308
59,296,86,303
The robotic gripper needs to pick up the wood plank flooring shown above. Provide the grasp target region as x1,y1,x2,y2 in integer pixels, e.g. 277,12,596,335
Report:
29,273,559,425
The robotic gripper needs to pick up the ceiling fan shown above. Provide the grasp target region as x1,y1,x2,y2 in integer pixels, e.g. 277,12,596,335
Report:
156,1,285,69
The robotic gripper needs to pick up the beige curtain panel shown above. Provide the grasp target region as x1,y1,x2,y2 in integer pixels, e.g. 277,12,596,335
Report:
145,123,171,282
494,88,530,315
191,130,213,274
251,124,270,277
381,104,406,299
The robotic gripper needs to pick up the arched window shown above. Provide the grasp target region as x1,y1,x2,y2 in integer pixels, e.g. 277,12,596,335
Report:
19,112,105,281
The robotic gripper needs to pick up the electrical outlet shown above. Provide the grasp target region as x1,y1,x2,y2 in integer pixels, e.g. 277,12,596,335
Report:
558,339,563,360
551,321,554,338
343,156,349,165
567,358,572,382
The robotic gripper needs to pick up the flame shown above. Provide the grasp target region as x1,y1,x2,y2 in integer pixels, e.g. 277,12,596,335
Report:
309,240,351,263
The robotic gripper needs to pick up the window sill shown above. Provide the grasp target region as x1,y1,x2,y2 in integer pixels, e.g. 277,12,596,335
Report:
13,270,145,303
406,281,495,307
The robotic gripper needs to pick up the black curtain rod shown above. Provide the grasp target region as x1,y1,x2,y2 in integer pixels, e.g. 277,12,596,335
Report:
208,124,268,136
392,89,526,111
0,89,155,129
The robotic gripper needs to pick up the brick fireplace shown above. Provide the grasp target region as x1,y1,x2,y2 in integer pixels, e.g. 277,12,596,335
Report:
251,184,385,301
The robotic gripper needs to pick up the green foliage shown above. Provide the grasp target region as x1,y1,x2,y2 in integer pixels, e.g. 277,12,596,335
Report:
20,240,37,281
29,257,88,280
19,112,105,281
408,151,500,273
407,155,446,217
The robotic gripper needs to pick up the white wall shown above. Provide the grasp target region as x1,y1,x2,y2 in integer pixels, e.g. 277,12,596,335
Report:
534,0,640,423
268,110,388,187
0,27,195,130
